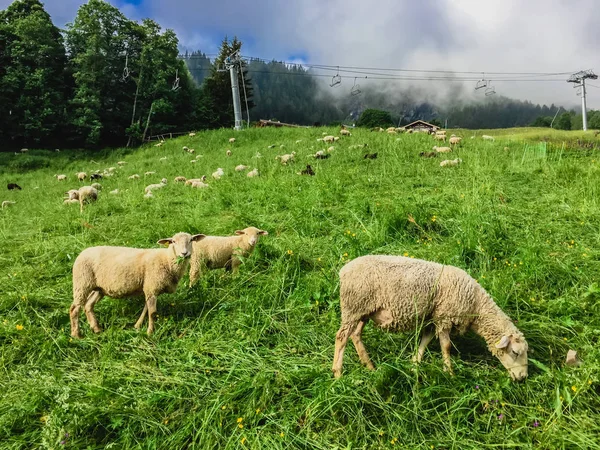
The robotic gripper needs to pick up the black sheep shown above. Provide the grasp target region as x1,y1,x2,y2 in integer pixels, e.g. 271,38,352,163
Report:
90,173,103,181
300,165,315,176
363,153,378,160
7,183,22,190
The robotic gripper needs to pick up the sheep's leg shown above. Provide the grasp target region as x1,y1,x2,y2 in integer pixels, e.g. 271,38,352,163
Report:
84,290,104,334
134,304,148,330
70,288,89,339
231,257,242,274
332,320,359,378
188,257,201,287
350,319,375,370
145,294,158,335
438,328,454,375
412,326,435,363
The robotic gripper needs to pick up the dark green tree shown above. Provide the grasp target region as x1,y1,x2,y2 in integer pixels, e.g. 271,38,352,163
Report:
356,108,394,128
555,112,573,130
531,116,552,127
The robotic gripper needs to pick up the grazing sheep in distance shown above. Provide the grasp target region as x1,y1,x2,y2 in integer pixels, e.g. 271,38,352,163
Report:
434,134,446,142
323,135,335,143
212,168,225,180
188,227,268,287
76,172,87,181
327,146,335,152
363,153,378,159
2,200,16,208
235,164,248,172
299,164,315,175
174,176,187,183
7,183,22,190
340,129,351,136
185,176,207,186
68,186,98,213
332,255,529,380
145,171,156,176
449,136,462,145
433,146,452,153
70,231,206,338
154,141,164,147
109,189,119,195
247,168,259,178
20,148,28,153
191,181,209,189
419,151,437,158
55,174,67,181
440,158,462,167
482,135,495,141
91,183,102,191
189,132,196,137
276,152,296,165
90,173,103,181
117,161,127,166
144,179,167,194
229,138,236,144
226,150,232,157
129,174,140,180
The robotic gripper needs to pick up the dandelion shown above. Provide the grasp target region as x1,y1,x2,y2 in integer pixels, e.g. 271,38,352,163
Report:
221,405,226,410
571,385,577,392
241,437,247,445
163,419,169,424
280,432,285,438
256,408,261,414
287,250,293,255
493,257,497,261
379,430,385,436
237,417,243,423
343,253,348,257
16,324,24,331
317,258,321,262
403,252,409,257
238,424,244,429
563,337,567,341
352,233,356,237
431,215,437,222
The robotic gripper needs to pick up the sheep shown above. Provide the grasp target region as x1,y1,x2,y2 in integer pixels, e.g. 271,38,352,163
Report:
315,153,331,160
268,144,277,149
183,146,189,151
334,137,340,142
129,174,140,180
154,141,164,147
503,147,510,151
247,168,259,178
77,186,98,212
363,153,378,160
109,189,119,195
76,172,87,182
299,164,315,176
185,176,207,186
419,151,437,158
433,146,452,153
191,181,209,189
70,231,206,338
386,127,396,133
188,227,268,287
188,148,195,154
482,135,495,141
144,192,153,199
190,160,197,164
436,130,447,136
327,146,335,152
91,183,102,191
189,132,196,137
90,173,103,181
276,152,296,165
55,174,67,181
212,168,225,180
229,138,236,144
174,176,187,183
2,200,16,208
117,161,127,166
387,130,397,135
449,136,462,145
7,183,22,190
340,129,351,136
332,255,529,381
440,158,462,167
323,135,335,144
64,199,79,205
145,171,156,176
235,164,248,172
20,148,28,153
434,134,446,142
144,179,167,194
226,150,232,157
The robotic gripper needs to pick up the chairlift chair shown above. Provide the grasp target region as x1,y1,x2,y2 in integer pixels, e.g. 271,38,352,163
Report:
330,66,342,88
484,85,496,96
350,77,363,96
475,73,488,90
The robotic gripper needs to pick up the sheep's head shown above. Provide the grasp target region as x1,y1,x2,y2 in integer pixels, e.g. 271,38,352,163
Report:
158,232,206,259
494,334,528,381
65,189,79,200
235,227,268,247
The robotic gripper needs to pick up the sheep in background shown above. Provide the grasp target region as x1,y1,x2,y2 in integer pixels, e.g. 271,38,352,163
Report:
109,189,119,195
419,151,437,158
20,148,28,153
247,168,259,178
482,135,495,141
185,176,207,186
144,179,167,194
226,150,232,157
90,173,103,181
434,134,446,142
449,136,462,145
188,227,268,287
7,183,22,190
299,164,315,175
70,231,206,337
129,174,140,180
76,172,87,182
145,171,156,176
229,137,236,144
433,146,452,153
276,152,296,165
332,255,529,381
340,129,351,136
66,186,98,213
189,132,196,137
91,183,102,191
191,180,209,189
55,174,67,181
440,158,462,167
117,161,127,166
323,135,335,143
212,168,225,180
363,153,378,160
174,176,187,183
235,164,249,172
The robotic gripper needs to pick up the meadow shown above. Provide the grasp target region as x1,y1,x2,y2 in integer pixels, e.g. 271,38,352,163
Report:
0,127,599,449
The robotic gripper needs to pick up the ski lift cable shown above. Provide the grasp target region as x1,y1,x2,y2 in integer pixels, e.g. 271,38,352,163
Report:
240,63,251,127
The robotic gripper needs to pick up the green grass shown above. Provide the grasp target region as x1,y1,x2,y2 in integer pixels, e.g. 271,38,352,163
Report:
1,127,599,449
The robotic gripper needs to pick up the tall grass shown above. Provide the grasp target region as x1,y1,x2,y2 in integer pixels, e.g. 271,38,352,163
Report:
0,128,599,449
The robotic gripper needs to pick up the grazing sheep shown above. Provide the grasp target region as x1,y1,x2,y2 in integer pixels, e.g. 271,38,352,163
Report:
235,164,248,172
174,176,187,183
64,199,79,205
20,148,28,153
2,200,16,208
340,129,351,136
363,153,378,160
144,179,167,194
129,174,140,180
433,146,452,153
76,172,87,182
482,135,495,141
55,174,67,181
323,135,335,144
109,189,119,195
117,161,127,166
268,144,277,149
440,158,462,167
226,150,232,157
449,136,462,145
436,130,447,136
419,151,437,158
247,168,259,178
386,127,396,133
7,183,22,190
188,148,195,154
229,138,236,144
144,192,154,199
315,153,331,160
327,146,335,152
66,186,98,212
299,164,315,176
188,227,268,287
434,134,446,142
154,141,164,147
332,255,529,380
191,181,209,189
91,183,102,191
70,232,206,338
189,132,196,137
145,171,156,176
90,173,103,181
185,176,207,186
276,152,296,165
212,168,225,180
387,130,397,135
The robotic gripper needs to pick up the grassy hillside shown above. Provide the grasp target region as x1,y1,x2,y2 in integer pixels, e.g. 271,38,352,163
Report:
1,128,599,449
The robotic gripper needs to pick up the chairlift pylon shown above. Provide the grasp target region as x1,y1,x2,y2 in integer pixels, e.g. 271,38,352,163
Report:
330,66,342,88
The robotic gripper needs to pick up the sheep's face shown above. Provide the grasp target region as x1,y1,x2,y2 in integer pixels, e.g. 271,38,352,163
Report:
495,334,528,381
235,227,268,247
65,190,79,200
159,232,206,258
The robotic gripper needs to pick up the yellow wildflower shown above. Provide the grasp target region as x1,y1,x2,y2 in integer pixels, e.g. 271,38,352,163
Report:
287,250,293,255
238,424,244,429
256,408,261,414
237,417,243,423
280,432,285,438
343,253,348,257
317,257,321,262
241,437,246,445
16,324,24,331
403,252,409,257
352,233,356,237
571,385,577,392
221,405,226,410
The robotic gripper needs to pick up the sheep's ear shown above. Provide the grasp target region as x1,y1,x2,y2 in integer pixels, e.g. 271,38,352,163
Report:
495,335,511,349
191,234,206,242
157,238,174,246
235,230,245,235
258,230,268,236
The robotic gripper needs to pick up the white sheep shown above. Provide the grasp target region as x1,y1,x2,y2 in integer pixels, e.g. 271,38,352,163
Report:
145,171,156,176
55,174,67,181
185,176,207,186
449,136,462,145
433,146,452,153
189,132,196,137
144,179,167,194
323,135,335,144
191,181,209,189
66,186,98,212
327,146,335,152
154,141,163,147
117,161,127,166
76,172,87,182
229,138,236,144
91,183,102,191
247,168,259,178
109,189,119,195
434,134,446,142
332,255,529,380
482,135,495,141
235,164,248,172
226,150,232,157
2,200,16,208
440,158,462,167
276,152,296,165
188,227,268,287
340,129,351,136
174,176,187,183
64,199,79,205
212,168,225,180
129,174,140,180
20,148,28,153
70,232,206,338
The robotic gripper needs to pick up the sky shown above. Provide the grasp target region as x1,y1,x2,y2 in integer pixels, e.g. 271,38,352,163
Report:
2,0,599,109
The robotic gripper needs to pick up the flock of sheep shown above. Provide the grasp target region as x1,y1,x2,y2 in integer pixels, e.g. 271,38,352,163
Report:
7,127,530,381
